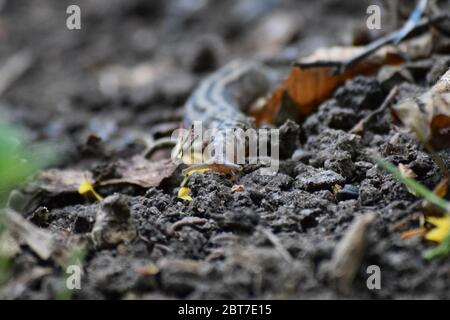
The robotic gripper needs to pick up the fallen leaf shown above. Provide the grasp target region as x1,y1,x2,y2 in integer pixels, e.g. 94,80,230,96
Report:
35,169,93,194
251,46,404,125
392,68,450,150
252,33,434,126
178,187,192,201
5,208,59,260
6,169,94,214
98,157,178,188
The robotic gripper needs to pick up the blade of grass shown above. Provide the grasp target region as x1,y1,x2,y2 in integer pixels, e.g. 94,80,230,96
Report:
376,157,450,212
377,157,450,259
424,232,450,260
0,123,55,295
411,125,449,179
0,124,54,205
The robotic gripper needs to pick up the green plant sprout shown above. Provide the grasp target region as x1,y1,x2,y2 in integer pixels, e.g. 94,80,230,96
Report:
0,123,54,294
377,158,450,259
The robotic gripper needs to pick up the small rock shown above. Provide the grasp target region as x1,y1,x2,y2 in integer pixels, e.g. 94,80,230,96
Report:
295,163,345,192
92,194,137,248
335,184,359,202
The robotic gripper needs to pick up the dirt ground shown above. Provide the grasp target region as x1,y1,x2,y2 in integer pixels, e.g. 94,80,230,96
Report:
1,0,450,299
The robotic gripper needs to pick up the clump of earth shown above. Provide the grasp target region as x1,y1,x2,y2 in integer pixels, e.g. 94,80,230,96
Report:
1,0,449,299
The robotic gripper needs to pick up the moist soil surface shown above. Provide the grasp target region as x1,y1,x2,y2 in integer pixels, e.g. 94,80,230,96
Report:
1,0,450,299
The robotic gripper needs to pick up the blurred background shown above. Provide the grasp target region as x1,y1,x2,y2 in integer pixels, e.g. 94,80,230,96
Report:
0,0,384,165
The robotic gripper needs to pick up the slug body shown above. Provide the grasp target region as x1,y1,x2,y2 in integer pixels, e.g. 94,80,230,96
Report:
175,60,271,169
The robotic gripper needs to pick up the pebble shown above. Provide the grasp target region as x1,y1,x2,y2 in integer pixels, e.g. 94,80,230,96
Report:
336,184,359,201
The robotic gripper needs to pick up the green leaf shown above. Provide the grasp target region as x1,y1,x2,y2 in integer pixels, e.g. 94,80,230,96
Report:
0,123,55,295
0,124,54,205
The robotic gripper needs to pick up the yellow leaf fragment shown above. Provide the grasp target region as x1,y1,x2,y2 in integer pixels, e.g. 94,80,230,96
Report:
332,184,342,195
425,215,450,243
178,187,193,201
78,176,103,201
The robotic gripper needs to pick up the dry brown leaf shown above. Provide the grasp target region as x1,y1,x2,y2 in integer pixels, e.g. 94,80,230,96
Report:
423,178,449,217
98,157,178,188
251,34,434,126
36,169,93,194
5,208,59,260
251,46,404,125
392,68,450,149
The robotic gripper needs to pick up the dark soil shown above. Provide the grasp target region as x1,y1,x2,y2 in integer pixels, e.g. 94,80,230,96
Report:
1,0,450,299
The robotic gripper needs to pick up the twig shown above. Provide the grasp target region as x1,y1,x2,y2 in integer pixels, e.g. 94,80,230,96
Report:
3,208,57,260
168,217,208,235
392,0,429,45
350,86,399,134
390,212,421,232
294,61,342,70
0,51,34,97
328,212,376,293
400,227,427,239
259,227,293,264
338,9,449,74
